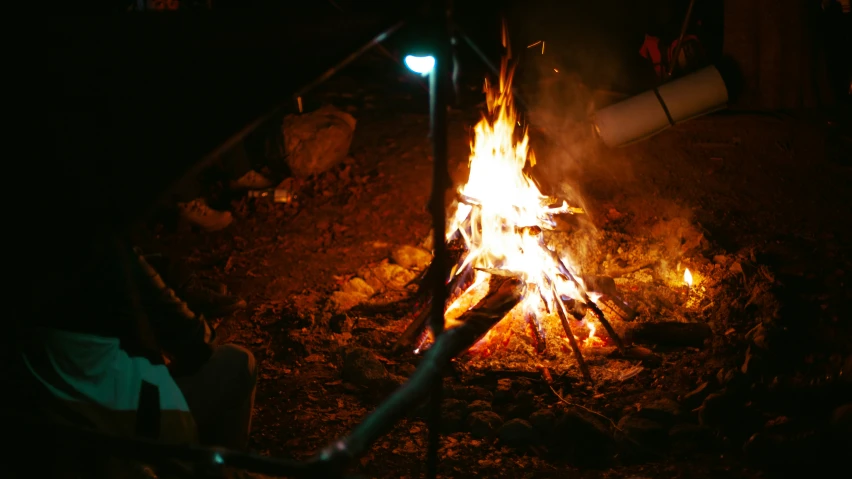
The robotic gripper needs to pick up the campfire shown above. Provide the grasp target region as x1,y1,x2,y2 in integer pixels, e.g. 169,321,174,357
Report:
398,56,629,382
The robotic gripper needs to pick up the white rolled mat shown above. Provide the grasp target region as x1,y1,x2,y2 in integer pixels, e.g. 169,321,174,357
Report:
592,66,729,148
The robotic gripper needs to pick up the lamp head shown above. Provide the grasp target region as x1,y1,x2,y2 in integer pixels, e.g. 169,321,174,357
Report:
404,54,435,75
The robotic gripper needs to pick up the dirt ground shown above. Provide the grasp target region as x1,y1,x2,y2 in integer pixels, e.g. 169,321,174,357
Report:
151,51,852,478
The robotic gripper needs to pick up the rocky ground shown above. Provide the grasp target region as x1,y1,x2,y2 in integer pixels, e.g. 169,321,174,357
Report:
149,51,852,478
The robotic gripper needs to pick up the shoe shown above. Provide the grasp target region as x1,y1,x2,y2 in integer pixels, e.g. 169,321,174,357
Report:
177,198,233,232
230,170,275,191
179,275,247,317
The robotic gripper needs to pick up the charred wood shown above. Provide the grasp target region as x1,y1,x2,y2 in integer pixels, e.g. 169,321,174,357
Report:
525,311,547,355
315,274,526,473
552,286,593,384
579,275,618,297
544,245,626,353
625,321,712,348
414,235,468,299
393,262,477,354
598,294,637,322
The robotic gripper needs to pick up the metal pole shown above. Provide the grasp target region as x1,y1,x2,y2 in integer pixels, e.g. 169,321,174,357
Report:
426,1,452,477
666,0,697,80
293,21,406,111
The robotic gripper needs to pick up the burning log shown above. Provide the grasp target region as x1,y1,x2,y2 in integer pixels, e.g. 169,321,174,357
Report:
525,284,547,355
544,245,626,353
577,275,636,322
414,233,469,299
551,284,593,383
394,261,477,353
315,274,526,472
597,294,637,322
624,321,712,348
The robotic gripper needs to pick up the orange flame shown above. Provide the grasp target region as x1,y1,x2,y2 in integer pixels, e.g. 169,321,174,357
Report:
437,55,587,353
684,268,693,288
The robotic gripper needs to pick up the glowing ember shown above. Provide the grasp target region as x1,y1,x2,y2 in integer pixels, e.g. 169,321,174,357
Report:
684,268,693,288
583,321,603,348
436,55,592,354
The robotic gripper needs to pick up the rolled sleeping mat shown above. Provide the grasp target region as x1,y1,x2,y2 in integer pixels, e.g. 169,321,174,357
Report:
592,65,729,148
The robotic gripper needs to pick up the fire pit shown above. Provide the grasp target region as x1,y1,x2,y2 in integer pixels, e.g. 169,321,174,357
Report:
384,57,715,384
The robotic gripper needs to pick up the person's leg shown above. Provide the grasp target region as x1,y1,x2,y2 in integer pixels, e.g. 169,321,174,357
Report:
174,344,257,450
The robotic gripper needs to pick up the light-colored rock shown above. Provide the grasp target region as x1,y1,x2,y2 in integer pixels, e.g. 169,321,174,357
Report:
342,277,375,297
499,419,537,448
391,245,432,271
330,291,369,313
283,105,356,177
358,260,417,291
467,411,504,438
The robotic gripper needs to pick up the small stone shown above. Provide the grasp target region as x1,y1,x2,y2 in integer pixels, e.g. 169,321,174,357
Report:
506,402,536,420
330,291,369,313
467,386,494,402
467,400,492,413
358,260,417,292
669,424,714,455
552,410,615,467
342,277,375,296
515,388,536,405
618,416,668,449
494,378,514,403
467,411,504,438
441,398,468,433
498,419,537,448
506,389,536,419
635,398,684,426
529,409,557,437
341,348,389,388
391,245,432,271
729,261,744,275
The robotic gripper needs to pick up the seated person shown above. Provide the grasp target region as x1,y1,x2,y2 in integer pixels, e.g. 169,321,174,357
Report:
18,227,257,476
